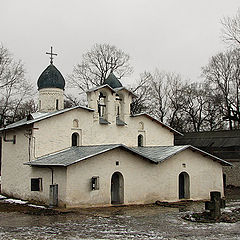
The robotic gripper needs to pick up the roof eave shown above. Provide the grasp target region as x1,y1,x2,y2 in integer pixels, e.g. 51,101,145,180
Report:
188,145,232,166
1,106,94,131
131,113,183,136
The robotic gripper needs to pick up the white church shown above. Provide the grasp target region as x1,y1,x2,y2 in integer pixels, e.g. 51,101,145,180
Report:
0,52,230,208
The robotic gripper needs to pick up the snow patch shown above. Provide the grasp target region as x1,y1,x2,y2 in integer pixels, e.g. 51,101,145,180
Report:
0,195,7,200
4,199,28,204
28,204,46,209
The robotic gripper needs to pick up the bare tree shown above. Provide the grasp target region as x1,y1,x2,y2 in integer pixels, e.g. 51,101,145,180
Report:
0,45,25,89
202,49,240,129
0,45,34,126
68,43,133,93
221,9,240,47
131,70,185,127
166,74,186,130
130,72,152,115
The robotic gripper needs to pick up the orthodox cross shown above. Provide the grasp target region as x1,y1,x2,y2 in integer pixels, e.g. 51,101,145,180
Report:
46,46,57,64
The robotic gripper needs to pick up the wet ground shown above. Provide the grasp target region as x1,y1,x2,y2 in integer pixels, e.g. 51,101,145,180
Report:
0,188,240,239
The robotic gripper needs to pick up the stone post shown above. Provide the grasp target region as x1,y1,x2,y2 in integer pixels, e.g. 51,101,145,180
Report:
205,191,225,220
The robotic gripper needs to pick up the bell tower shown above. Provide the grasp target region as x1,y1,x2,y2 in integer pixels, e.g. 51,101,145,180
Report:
37,47,65,112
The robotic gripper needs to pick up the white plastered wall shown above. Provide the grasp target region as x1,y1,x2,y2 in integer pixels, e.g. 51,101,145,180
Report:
1,128,67,205
32,108,174,158
65,148,224,208
39,88,64,112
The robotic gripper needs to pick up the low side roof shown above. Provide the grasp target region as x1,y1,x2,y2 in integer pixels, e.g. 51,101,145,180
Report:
0,106,94,131
131,113,183,136
24,144,231,167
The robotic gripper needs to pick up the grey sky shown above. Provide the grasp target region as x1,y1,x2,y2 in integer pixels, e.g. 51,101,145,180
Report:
1,0,239,89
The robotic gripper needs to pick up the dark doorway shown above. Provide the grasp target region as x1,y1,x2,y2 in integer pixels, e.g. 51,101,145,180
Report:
179,172,190,199
223,173,226,189
111,172,124,204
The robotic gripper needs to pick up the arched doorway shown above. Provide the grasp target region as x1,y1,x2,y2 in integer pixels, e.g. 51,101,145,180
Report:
179,172,190,199
111,172,124,204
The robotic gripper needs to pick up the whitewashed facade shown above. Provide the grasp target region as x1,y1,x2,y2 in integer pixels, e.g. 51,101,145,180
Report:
0,64,230,208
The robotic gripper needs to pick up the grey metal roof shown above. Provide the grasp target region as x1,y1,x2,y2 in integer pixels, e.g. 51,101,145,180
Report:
25,145,123,167
131,113,183,136
24,144,231,167
0,106,94,131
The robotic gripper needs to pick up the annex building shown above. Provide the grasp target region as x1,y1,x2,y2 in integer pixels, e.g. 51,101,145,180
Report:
0,56,230,208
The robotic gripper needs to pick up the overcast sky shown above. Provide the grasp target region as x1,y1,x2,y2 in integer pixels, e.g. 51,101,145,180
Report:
1,0,239,89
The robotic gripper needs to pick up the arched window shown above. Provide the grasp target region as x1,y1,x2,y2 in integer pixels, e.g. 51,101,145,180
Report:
98,92,106,118
72,132,79,146
138,134,143,147
73,119,79,128
138,122,144,130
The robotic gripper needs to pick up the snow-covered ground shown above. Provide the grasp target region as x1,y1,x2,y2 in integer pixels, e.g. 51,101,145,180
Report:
0,194,46,209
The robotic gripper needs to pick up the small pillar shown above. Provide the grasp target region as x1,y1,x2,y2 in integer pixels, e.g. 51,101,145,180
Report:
205,191,225,220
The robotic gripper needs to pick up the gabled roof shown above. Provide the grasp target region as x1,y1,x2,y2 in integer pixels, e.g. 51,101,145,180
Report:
86,84,137,97
0,106,94,131
131,113,183,136
114,87,137,97
86,84,116,94
24,144,231,167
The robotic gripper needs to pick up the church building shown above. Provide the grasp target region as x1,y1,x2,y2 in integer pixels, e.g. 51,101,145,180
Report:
0,50,230,208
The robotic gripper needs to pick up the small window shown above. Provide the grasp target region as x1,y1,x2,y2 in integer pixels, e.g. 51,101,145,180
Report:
138,122,144,130
116,161,119,166
31,178,42,191
73,119,79,128
91,176,99,190
39,100,41,110
56,99,59,110
72,132,79,146
138,134,143,147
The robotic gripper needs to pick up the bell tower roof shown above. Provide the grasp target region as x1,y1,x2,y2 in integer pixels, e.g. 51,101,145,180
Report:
104,72,123,89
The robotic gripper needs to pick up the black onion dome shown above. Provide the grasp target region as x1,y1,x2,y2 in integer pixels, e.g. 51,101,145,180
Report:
37,64,65,90
104,72,123,89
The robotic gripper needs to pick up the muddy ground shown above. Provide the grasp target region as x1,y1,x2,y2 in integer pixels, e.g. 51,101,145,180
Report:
0,188,239,239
